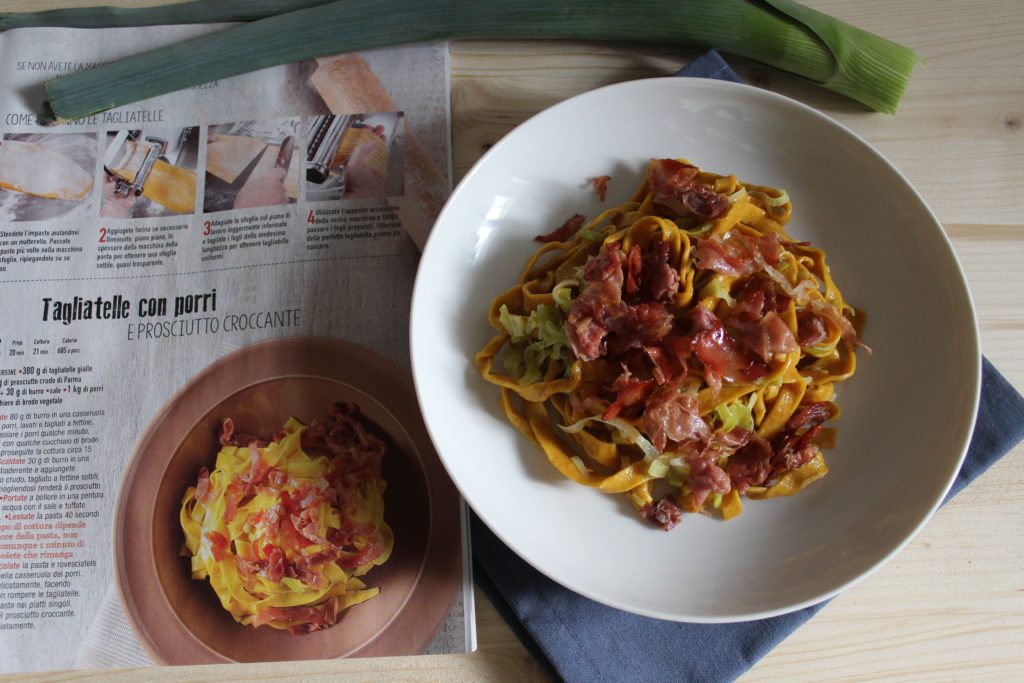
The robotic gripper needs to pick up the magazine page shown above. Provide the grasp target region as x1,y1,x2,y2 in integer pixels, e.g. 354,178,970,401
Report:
0,24,473,673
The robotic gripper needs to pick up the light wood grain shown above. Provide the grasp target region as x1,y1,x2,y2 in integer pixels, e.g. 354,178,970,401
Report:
1,0,1023,680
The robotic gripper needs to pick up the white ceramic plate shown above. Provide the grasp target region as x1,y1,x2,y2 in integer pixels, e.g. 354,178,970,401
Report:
410,78,980,622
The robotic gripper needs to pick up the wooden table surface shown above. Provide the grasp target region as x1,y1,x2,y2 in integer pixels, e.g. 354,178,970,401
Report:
2,0,1022,680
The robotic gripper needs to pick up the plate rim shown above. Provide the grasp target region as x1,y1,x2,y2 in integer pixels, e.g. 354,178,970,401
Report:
411,76,982,622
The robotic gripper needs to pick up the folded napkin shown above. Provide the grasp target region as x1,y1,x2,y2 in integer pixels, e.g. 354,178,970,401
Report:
469,51,1024,683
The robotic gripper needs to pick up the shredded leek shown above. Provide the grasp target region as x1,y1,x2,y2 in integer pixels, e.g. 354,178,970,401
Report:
35,0,921,123
552,279,579,312
751,189,790,207
498,304,529,341
726,187,748,203
715,393,757,432
707,275,737,307
680,221,714,237
578,228,607,243
498,303,573,385
559,415,660,460
647,458,670,478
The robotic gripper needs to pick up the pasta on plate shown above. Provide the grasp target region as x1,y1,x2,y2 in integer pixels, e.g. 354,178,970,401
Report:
476,158,868,529
180,403,393,633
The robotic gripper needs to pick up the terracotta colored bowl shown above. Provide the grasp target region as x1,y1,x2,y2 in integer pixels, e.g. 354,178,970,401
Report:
114,337,464,664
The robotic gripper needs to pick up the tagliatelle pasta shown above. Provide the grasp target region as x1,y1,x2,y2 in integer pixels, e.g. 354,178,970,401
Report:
180,403,393,633
476,158,868,529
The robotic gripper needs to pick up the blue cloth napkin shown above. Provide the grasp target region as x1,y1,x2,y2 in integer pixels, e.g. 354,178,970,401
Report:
469,51,1024,683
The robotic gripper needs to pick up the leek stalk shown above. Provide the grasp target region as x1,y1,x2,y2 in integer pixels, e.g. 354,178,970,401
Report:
39,0,920,122
0,1,329,30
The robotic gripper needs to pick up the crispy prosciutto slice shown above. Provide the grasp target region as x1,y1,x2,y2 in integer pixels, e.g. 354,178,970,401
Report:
731,311,800,363
786,401,838,430
535,212,587,243
640,494,683,531
797,311,829,347
648,158,729,219
605,302,674,354
625,244,642,295
566,278,625,361
219,417,270,448
251,602,339,635
810,299,872,354
641,380,710,452
641,240,680,301
689,304,767,391
566,243,676,361
644,346,675,385
194,467,214,505
731,275,790,321
726,435,774,493
603,366,656,420
648,158,699,198
685,453,732,509
696,232,782,277
680,185,730,219
770,424,823,473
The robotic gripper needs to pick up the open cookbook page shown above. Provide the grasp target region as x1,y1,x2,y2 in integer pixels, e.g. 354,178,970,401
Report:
0,25,473,673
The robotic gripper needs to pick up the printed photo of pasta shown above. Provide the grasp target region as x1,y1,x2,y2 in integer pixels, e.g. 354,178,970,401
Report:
179,404,394,635
114,338,466,665
0,132,97,223
101,127,200,218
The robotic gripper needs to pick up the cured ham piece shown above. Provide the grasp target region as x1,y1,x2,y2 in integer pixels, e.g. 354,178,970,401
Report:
786,401,838,430
640,495,683,531
810,298,872,353
603,367,656,420
689,305,767,390
726,436,774,493
535,212,586,243
641,381,710,452
194,467,214,505
605,302,674,354
648,158,698,198
696,232,782,277
797,312,829,347
218,417,269,448
685,453,732,509
732,311,799,363
644,346,674,385
567,243,679,361
641,240,680,301
565,278,625,361
648,158,729,218
680,184,730,219
251,603,339,634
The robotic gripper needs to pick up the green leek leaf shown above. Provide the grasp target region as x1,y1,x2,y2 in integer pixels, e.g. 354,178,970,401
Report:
35,0,920,123
762,0,923,115
0,1,329,30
